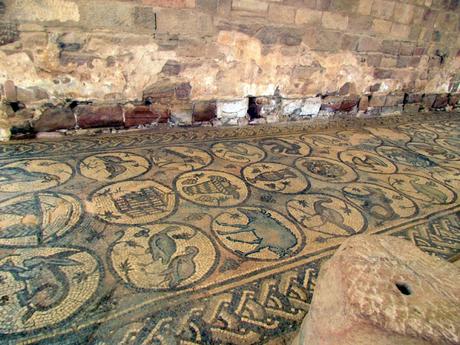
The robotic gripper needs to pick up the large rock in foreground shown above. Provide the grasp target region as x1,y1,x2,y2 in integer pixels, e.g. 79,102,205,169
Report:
293,235,460,345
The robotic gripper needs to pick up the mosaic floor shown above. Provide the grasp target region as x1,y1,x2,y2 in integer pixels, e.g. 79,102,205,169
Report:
0,113,459,345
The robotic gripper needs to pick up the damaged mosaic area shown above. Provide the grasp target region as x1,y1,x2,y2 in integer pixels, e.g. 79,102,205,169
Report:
0,114,459,345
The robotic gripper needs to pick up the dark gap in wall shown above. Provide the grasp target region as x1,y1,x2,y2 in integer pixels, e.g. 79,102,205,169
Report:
68,100,92,109
9,102,23,112
144,98,153,106
403,93,409,105
248,97,260,120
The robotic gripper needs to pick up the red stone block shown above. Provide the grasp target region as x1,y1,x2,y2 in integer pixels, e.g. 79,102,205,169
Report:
193,101,216,122
76,105,123,129
124,105,170,127
175,82,192,100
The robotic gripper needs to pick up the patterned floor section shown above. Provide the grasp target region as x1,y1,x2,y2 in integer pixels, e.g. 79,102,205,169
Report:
0,113,459,345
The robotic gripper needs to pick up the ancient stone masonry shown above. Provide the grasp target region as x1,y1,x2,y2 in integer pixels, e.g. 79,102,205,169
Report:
0,0,459,139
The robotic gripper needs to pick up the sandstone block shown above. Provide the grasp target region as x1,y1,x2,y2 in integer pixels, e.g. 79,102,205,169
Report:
329,0,359,12
3,80,17,102
393,3,415,24
170,103,193,125
432,94,449,109
216,99,248,119
156,10,214,36
372,19,392,34
295,8,322,25
315,30,343,52
124,104,169,127
403,103,421,112
141,0,195,8
268,4,296,24
231,0,268,12
422,94,436,110
358,95,369,111
76,105,123,129
390,23,411,39
293,235,460,345
357,36,381,52
281,98,321,118
369,94,386,107
357,0,372,15
384,93,404,106
381,40,400,55
6,0,80,22
33,108,76,132
371,0,394,20
193,101,216,122
322,12,348,30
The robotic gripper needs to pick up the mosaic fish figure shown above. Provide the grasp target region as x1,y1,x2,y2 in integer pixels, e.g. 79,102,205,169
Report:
344,187,396,220
260,138,302,155
216,208,297,258
352,155,387,170
160,246,198,288
249,168,297,184
0,167,59,185
0,251,82,322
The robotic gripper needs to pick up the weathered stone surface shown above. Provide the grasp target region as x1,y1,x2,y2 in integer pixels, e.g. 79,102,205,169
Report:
0,22,19,46
6,0,79,22
294,235,460,345
281,98,321,118
216,99,248,119
76,105,123,129
34,107,76,132
193,101,216,122
124,104,170,127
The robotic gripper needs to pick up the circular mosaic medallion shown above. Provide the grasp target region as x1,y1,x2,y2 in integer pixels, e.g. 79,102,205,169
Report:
295,157,357,183
243,163,309,194
342,183,417,221
259,138,311,157
176,171,248,207
88,180,176,224
397,123,438,142
287,194,366,237
211,142,265,164
388,174,455,204
0,192,82,247
421,122,459,136
436,138,460,152
432,164,460,191
300,134,348,149
365,127,411,143
0,160,73,193
376,146,437,168
336,130,382,147
339,149,397,174
150,146,212,172
407,142,460,161
110,223,217,290
0,247,100,334
212,207,303,260
79,152,150,182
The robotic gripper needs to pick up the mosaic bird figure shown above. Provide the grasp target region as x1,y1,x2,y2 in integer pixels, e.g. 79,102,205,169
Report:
0,251,82,322
352,154,386,170
147,226,179,265
160,246,198,288
409,178,447,203
97,155,138,179
313,198,356,235
260,138,302,155
0,167,58,185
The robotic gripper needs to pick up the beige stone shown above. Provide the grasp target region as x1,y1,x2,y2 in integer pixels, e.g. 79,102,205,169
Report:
293,235,460,345
322,12,348,30
268,4,296,24
295,8,323,25
6,0,79,22
372,19,392,34
231,0,268,12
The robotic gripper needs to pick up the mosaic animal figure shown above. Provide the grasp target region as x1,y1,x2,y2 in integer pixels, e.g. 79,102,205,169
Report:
0,167,59,186
0,251,82,322
160,246,198,288
147,226,180,265
312,198,356,235
260,138,302,155
343,187,396,220
96,155,138,179
384,149,436,168
216,208,297,258
409,178,448,203
248,168,297,184
352,154,387,170
163,149,206,166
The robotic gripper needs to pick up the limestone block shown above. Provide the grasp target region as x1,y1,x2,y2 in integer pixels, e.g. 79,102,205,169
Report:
281,98,321,118
6,0,80,22
293,235,460,345
216,99,248,119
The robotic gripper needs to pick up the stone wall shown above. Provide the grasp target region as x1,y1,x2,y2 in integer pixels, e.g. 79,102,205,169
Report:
0,0,459,139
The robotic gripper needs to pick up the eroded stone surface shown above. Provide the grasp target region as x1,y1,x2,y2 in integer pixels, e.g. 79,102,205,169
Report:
295,235,460,345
